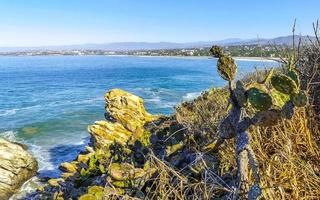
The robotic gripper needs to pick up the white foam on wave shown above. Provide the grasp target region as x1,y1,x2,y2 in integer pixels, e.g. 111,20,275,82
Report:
0,109,18,117
145,96,161,104
182,92,201,101
142,88,180,109
0,105,43,117
29,143,55,172
0,130,18,141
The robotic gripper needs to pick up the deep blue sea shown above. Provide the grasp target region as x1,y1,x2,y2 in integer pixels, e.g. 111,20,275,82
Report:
0,55,278,178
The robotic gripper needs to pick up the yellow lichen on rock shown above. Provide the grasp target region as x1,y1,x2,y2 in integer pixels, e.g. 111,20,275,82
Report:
107,162,156,188
88,89,159,148
59,162,77,173
88,120,132,147
105,89,158,132
77,153,93,164
48,178,64,187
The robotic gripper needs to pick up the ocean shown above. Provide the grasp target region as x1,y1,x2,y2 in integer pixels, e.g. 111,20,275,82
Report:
0,55,278,178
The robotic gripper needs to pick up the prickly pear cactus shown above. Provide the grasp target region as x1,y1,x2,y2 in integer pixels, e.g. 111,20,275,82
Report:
209,45,308,200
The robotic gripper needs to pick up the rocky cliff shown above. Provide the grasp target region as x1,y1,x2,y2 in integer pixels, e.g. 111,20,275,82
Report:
0,138,38,199
26,85,320,199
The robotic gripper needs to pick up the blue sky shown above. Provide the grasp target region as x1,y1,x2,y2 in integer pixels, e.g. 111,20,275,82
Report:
0,0,319,46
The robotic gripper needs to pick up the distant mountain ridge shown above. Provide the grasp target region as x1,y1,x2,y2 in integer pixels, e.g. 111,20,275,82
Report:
0,35,316,52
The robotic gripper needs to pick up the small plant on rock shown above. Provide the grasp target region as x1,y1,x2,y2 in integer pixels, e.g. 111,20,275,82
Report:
209,45,307,199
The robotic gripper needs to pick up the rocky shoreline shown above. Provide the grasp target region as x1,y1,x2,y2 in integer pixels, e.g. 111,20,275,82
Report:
18,88,223,199
4,75,319,199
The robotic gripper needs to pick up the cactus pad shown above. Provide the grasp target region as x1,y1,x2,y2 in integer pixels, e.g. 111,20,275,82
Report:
287,70,300,87
247,88,272,111
271,75,298,95
210,45,224,57
217,55,237,81
270,89,290,108
291,91,307,107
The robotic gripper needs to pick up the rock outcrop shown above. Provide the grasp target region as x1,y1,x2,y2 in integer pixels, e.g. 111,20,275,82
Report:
88,88,158,148
27,89,160,199
0,138,38,199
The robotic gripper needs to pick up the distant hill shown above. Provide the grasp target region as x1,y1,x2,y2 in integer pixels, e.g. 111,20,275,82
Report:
0,35,316,52
231,35,315,46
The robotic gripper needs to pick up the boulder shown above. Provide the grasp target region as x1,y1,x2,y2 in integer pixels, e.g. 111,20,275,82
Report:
0,138,38,199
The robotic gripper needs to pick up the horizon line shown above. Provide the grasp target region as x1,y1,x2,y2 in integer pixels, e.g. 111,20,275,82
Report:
0,34,314,48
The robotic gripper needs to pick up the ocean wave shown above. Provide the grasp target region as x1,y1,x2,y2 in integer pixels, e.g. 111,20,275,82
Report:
182,92,200,101
0,105,42,117
173,75,195,81
159,101,177,109
145,98,177,109
41,97,103,109
132,87,179,109
135,87,174,95
74,97,103,105
29,143,55,171
145,96,161,104
0,130,18,141
0,109,18,116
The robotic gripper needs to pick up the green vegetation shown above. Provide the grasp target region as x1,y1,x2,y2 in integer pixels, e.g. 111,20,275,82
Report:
123,45,291,57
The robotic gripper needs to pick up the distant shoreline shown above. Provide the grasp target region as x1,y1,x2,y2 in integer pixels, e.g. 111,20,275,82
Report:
233,56,281,62
130,55,280,62
0,54,281,62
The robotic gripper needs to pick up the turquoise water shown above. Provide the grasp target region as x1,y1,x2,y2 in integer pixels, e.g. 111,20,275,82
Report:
0,55,278,178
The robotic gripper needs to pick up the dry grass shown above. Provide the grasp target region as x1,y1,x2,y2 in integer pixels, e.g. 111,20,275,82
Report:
171,38,320,199
145,154,235,200
174,86,320,199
